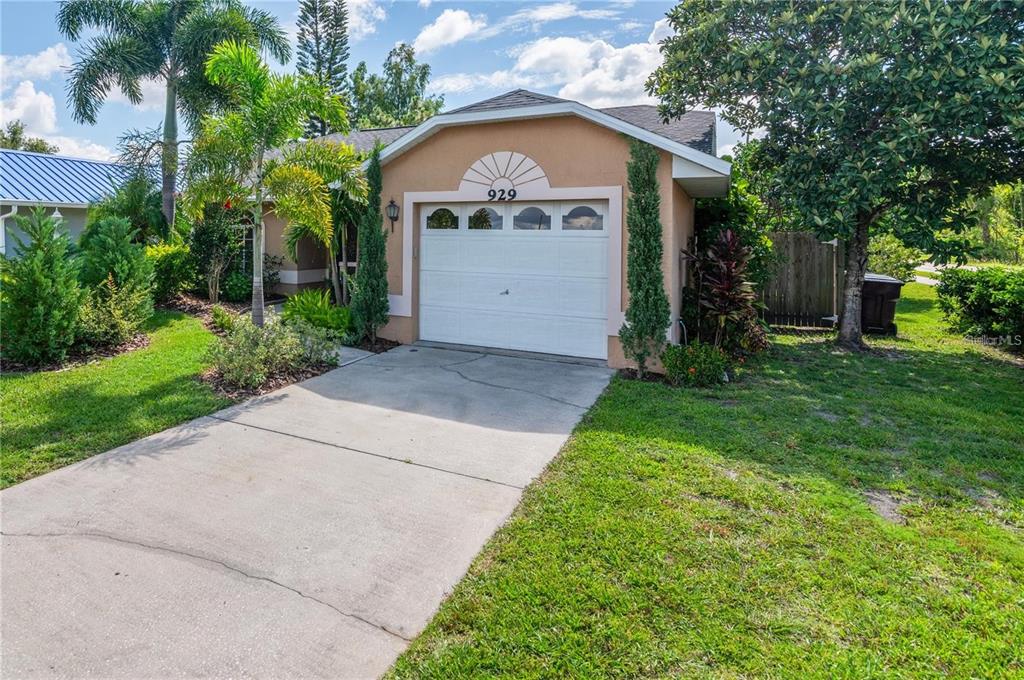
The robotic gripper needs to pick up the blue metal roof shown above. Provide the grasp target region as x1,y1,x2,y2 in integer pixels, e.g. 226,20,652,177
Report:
0,149,129,206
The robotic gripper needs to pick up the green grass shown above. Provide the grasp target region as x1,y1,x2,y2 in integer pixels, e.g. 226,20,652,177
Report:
1,311,231,488
389,283,1024,679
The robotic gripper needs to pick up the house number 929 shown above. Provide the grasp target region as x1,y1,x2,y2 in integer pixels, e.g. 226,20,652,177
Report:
487,188,517,201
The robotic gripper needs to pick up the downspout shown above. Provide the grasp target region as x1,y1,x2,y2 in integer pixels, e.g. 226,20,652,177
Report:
0,205,17,255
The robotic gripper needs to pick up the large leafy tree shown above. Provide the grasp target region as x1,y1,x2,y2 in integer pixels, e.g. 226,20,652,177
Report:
650,0,1024,349
182,40,349,326
57,0,290,227
349,44,444,129
296,0,350,137
0,120,59,154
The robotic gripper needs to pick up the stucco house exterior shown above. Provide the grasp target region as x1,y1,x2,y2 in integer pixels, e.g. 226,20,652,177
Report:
0,148,125,255
267,90,730,369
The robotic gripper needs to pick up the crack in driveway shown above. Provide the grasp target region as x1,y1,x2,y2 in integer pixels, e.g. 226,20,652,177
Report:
438,355,591,410
1,530,413,643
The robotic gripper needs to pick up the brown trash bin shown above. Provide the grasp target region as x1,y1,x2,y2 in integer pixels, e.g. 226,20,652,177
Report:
861,272,904,335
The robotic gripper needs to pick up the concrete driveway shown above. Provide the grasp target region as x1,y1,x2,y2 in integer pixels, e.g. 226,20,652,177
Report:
0,346,611,679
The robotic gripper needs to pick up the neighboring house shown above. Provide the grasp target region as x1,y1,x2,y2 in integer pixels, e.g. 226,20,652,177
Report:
0,148,125,255
270,89,730,368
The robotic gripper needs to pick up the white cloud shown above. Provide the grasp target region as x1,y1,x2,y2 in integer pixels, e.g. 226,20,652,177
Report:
0,80,58,133
418,0,432,7
106,76,165,112
0,79,112,160
477,2,619,39
43,135,114,160
648,18,674,44
0,43,71,88
431,20,665,108
413,9,487,54
349,0,386,40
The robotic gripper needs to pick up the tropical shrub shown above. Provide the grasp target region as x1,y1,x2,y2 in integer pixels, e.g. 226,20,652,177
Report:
207,317,337,390
77,275,152,347
281,288,353,336
84,175,167,244
189,205,242,303
937,268,1024,344
210,305,237,334
145,243,193,302
220,270,252,303
0,208,84,364
867,233,926,282
618,139,670,377
684,229,758,349
662,341,730,387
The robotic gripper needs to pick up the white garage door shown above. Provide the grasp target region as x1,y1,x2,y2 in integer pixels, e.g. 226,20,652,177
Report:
419,201,609,359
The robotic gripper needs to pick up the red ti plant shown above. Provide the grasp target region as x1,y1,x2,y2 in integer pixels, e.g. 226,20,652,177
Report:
684,229,758,347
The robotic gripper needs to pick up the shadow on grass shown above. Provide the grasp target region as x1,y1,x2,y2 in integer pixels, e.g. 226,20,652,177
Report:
591,337,1024,509
1,372,228,488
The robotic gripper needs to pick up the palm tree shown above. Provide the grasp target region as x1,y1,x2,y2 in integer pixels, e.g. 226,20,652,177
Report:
57,0,290,227
182,40,354,327
280,141,366,305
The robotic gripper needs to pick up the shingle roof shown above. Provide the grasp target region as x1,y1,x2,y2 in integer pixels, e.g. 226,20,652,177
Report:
312,126,415,154
445,89,570,114
600,105,716,155
0,149,127,205
302,91,718,159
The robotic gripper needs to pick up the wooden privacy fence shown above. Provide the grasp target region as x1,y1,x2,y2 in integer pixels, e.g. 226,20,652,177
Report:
762,231,844,328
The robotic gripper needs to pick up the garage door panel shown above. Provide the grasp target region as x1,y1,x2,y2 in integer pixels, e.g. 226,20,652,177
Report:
421,236,460,270
419,201,609,360
558,240,607,278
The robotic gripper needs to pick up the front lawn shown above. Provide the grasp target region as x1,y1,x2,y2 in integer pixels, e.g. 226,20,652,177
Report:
1,311,230,488
390,283,1023,678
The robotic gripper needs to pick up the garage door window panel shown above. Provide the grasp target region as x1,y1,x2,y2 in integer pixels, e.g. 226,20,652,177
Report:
512,205,552,231
561,203,605,233
425,206,461,230
468,206,504,230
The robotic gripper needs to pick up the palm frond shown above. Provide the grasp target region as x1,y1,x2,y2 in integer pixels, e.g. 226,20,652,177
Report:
241,5,291,64
266,163,332,260
57,0,143,40
284,140,367,203
205,39,270,105
65,35,153,124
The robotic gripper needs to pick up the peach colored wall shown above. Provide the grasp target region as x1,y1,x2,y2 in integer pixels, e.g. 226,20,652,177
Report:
272,115,695,369
264,208,328,295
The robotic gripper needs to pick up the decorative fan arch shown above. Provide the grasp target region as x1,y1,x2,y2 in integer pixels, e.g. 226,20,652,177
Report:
458,151,550,195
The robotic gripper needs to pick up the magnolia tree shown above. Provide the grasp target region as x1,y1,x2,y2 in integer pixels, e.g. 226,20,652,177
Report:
183,40,353,325
650,0,1024,349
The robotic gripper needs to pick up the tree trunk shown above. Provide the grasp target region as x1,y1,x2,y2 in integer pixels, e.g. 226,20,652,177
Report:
161,79,178,227
339,232,348,305
837,216,871,350
329,257,343,305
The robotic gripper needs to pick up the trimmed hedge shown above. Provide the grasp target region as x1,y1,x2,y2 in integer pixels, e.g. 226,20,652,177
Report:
936,267,1024,343
145,243,194,303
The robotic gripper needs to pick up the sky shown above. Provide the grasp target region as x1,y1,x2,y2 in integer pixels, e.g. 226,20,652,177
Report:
0,0,744,161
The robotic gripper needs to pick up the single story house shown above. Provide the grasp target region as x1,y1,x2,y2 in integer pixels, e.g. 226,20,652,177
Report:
0,148,126,255
269,89,731,369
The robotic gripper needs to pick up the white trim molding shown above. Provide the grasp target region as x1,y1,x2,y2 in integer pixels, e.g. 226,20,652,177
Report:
392,183,624,336
0,200,90,209
278,268,328,285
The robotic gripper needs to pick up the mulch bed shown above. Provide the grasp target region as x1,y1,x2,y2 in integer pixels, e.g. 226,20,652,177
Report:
199,362,337,401
356,337,400,354
161,294,249,333
1,334,150,375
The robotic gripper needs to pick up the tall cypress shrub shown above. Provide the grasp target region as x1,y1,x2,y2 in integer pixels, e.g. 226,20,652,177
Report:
0,208,84,364
619,139,670,378
351,146,389,343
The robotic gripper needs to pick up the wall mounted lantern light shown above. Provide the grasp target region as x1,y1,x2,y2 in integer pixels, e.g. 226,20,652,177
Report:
386,199,399,232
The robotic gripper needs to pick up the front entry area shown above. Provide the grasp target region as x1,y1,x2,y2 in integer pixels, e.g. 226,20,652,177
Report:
419,200,610,359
